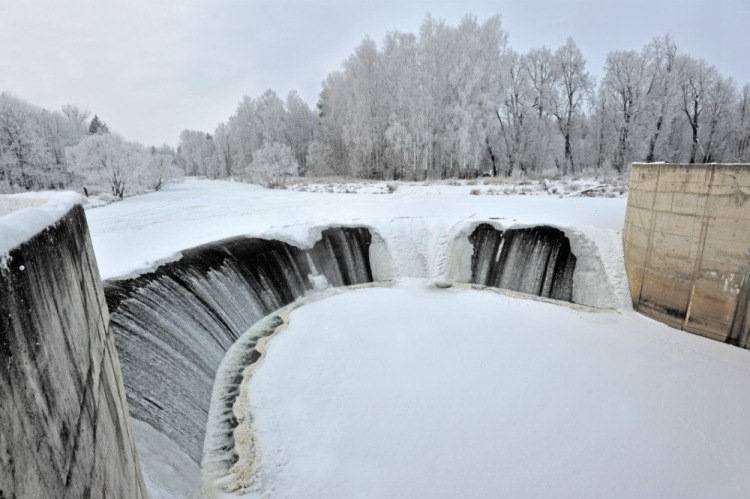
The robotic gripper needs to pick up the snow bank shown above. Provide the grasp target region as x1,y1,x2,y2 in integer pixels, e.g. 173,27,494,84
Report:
0,191,83,258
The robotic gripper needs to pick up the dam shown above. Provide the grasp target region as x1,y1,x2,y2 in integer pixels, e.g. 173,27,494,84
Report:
623,163,750,347
2,175,748,498
0,200,146,498
105,228,375,463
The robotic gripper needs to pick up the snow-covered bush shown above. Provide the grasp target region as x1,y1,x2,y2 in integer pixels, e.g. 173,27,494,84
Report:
66,134,139,198
67,134,181,198
245,142,298,186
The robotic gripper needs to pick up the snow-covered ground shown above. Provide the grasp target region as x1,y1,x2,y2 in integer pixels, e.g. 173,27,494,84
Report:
284,175,627,198
242,285,750,499
85,178,628,302
80,178,750,498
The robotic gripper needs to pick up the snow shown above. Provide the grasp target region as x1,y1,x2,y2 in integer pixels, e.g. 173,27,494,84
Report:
0,190,83,259
85,178,627,288
285,176,627,198
242,284,750,499
78,178,750,498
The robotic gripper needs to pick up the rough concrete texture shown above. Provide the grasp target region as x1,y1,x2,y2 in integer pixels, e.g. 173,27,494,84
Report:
624,163,750,347
0,205,147,498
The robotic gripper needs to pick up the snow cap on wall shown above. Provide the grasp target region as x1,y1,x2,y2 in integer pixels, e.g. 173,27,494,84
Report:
0,191,83,258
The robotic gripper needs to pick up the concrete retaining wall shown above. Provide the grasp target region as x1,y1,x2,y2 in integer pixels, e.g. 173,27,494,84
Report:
0,205,146,498
624,163,750,347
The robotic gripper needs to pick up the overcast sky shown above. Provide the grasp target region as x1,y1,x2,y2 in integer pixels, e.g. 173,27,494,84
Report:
1,0,747,146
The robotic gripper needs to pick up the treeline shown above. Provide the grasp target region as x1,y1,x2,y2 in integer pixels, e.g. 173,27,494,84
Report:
0,93,181,196
4,14,749,193
181,15,750,181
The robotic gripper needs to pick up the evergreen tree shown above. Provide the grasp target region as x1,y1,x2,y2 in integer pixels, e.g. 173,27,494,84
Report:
88,114,110,135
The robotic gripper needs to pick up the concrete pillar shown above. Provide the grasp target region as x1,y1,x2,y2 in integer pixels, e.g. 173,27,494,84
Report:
0,205,146,498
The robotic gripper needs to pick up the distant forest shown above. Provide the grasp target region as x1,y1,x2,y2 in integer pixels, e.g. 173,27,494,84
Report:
2,14,749,194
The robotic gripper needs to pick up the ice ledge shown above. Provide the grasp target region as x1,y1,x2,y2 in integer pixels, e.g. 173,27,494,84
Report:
0,191,83,257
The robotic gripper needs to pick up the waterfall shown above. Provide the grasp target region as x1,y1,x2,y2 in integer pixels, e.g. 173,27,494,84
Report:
469,224,577,302
105,227,374,463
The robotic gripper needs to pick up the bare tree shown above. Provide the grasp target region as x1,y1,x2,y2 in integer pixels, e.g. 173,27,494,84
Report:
701,74,737,162
496,50,531,176
678,56,716,163
601,50,648,172
642,35,678,162
550,38,592,175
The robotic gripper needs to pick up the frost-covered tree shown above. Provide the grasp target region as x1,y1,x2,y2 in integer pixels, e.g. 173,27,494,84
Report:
284,91,316,173
176,130,216,176
212,122,233,177
139,145,182,191
700,73,736,162
0,93,83,190
601,50,649,172
62,104,90,135
522,47,558,173
550,38,592,175
641,35,678,162
314,14,506,179
305,140,336,177
245,142,298,186
678,56,716,163
735,85,750,161
496,50,532,176
66,133,142,198
11,13,750,190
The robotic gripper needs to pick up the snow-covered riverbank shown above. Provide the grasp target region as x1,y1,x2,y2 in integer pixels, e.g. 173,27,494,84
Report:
85,178,628,303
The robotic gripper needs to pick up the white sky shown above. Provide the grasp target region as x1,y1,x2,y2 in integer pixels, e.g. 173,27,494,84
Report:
1,0,747,146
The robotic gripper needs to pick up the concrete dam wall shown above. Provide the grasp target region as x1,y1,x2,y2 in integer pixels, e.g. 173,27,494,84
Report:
0,204,146,498
104,227,375,464
624,163,750,347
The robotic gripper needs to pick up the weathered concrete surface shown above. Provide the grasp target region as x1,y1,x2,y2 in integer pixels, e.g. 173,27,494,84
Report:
0,205,146,498
624,163,750,347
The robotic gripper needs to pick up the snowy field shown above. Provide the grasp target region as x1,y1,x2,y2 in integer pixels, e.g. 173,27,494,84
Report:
85,178,628,303
244,285,750,499
80,178,750,498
